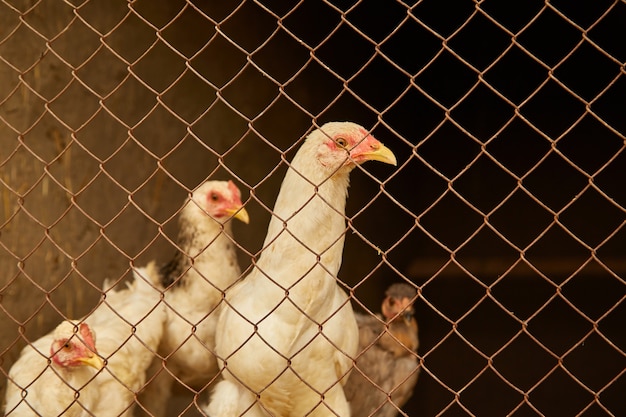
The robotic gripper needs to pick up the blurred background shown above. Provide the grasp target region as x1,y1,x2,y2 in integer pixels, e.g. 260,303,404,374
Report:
0,0,625,415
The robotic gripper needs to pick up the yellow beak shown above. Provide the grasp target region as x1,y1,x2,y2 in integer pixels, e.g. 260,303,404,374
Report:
359,143,397,166
79,353,105,370
225,206,250,224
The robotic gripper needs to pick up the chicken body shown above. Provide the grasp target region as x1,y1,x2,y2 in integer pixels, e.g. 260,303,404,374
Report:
4,321,104,417
85,264,167,416
344,283,420,417
138,180,249,416
205,122,397,417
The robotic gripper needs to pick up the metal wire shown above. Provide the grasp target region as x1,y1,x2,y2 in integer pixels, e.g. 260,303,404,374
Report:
1,0,625,416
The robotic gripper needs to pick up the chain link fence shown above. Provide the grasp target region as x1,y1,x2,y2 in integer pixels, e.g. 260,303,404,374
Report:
1,0,625,416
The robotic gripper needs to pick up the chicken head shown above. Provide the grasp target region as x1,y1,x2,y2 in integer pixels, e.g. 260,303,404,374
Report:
49,321,104,370
381,283,417,324
313,122,397,171
189,180,249,224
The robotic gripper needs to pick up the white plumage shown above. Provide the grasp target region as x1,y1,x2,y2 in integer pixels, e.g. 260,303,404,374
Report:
4,265,164,417
138,180,249,416
86,264,167,416
4,321,104,417
205,122,397,417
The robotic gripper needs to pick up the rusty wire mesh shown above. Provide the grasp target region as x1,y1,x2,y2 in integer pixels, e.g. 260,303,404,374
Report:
1,0,625,416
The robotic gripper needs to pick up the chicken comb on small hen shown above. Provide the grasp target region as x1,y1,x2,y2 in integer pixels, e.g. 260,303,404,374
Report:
344,282,420,417
205,122,396,417
4,321,104,417
137,180,249,417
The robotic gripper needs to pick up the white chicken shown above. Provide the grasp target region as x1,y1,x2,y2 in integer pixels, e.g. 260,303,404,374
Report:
138,180,249,416
344,283,420,417
86,263,167,416
4,321,104,416
205,122,397,417
4,264,166,417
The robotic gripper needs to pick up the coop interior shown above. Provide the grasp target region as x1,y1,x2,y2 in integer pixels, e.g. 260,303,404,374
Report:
1,0,625,416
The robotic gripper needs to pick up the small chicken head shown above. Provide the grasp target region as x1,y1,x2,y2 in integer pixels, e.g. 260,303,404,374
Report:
49,321,104,370
381,283,418,325
191,180,249,224
311,122,397,171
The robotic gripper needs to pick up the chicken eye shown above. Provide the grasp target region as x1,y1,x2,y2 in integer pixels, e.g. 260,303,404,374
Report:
62,342,71,349
210,193,219,202
335,137,348,148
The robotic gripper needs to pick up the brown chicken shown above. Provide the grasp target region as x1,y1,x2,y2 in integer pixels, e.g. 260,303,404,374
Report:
345,283,420,417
